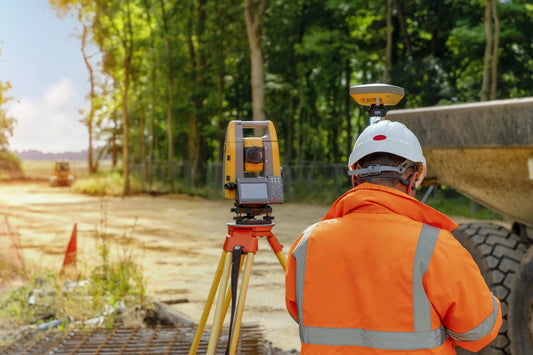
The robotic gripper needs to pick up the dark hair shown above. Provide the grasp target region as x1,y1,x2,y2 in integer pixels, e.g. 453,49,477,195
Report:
356,152,409,187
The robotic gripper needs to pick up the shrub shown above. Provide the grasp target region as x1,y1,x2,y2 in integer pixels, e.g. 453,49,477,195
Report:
0,151,23,179
71,171,143,196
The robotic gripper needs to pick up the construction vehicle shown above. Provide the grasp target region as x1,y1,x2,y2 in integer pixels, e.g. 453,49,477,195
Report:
49,159,75,186
386,97,533,355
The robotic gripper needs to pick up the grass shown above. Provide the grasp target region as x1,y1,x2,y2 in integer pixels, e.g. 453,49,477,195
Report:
419,186,500,220
71,171,143,196
0,260,146,334
0,204,148,341
22,160,113,180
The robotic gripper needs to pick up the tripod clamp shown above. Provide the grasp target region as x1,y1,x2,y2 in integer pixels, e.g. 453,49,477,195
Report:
224,223,283,255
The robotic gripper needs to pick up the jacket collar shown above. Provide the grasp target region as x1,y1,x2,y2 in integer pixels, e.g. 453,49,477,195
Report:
322,183,458,231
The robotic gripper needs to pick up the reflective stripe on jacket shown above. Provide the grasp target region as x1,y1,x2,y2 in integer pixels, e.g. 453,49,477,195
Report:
285,183,502,354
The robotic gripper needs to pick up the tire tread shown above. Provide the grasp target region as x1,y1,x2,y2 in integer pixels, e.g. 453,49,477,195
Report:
453,222,527,355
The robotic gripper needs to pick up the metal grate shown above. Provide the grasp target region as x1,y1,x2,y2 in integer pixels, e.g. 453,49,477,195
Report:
0,324,269,355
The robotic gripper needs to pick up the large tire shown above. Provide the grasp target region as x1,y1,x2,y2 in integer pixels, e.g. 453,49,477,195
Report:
509,246,533,355
452,223,528,355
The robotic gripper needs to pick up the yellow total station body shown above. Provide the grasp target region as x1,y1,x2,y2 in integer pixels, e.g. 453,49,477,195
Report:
223,120,283,204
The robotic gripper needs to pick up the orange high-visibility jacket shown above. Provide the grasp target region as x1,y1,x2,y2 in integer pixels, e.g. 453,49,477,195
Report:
285,183,501,354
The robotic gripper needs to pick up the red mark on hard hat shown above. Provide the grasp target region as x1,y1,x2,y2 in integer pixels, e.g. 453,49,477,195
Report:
373,135,387,141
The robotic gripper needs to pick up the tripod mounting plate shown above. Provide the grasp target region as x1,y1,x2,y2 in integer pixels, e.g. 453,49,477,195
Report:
350,83,404,106
231,204,274,224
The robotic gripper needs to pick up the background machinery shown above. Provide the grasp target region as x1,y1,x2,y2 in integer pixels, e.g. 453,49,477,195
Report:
387,97,533,355
49,159,75,187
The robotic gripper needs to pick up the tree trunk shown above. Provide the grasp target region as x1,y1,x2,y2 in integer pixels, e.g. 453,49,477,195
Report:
139,105,147,180
112,79,119,168
244,0,266,123
120,2,134,194
286,1,306,166
481,0,492,101
143,0,155,188
383,0,392,83
122,59,131,194
81,25,96,174
344,62,353,163
216,50,225,162
186,0,208,186
147,68,155,187
159,0,174,181
490,0,499,100
286,93,294,164
395,0,413,58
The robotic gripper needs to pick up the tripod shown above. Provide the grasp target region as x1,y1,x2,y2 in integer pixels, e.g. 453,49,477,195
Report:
188,217,287,355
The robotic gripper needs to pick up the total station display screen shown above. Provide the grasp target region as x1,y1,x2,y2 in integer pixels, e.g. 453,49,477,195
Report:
237,179,269,204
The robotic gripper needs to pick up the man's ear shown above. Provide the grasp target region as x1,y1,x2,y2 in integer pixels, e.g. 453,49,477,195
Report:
407,173,418,195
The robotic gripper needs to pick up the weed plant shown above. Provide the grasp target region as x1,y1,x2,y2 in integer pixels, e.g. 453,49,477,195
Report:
0,202,147,340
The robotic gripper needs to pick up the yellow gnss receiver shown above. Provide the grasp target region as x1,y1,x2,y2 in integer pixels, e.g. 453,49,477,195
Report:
350,83,405,124
223,120,284,205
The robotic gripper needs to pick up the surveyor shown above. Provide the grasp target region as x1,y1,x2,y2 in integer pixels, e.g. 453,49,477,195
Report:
285,120,501,354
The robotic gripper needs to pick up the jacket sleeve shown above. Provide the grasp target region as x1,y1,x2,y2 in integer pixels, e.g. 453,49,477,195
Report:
424,230,502,352
285,233,304,323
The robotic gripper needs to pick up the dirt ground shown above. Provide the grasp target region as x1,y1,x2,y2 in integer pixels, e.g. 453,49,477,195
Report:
0,180,507,352
0,180,330,351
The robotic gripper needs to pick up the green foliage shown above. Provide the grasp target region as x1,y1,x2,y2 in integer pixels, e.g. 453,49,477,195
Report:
0,151,22,179
420,187,500,220
0,258,146,333
86,258,146,318
290,177,345,205
46,0,533,197
0,79,16,152
0,272,50,327
0,151,22,170
71,171,143,195
0,208,147,334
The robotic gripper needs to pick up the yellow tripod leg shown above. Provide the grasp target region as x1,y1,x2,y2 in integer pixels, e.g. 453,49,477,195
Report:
206,251,232,355
228,252,255,355
275,251,287,272
189,250,227,355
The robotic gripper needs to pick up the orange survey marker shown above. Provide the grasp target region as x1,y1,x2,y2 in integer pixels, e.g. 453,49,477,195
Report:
60,223,77,276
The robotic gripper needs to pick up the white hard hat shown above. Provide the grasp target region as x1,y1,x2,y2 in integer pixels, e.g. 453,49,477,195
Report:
348,120,427,187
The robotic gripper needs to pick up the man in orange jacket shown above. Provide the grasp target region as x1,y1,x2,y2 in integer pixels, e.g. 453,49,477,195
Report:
285,120,501,354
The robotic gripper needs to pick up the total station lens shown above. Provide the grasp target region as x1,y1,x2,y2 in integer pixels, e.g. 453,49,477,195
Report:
245,146,264,164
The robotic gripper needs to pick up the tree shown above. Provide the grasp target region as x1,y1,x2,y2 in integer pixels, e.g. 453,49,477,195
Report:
0,80,15,150
50,0,101,173
490,0,500,100
81,23,99,173
383,0,392,83
92,0,149,194
159,0,175,180
46,0,533,196
481,0,500,101
245,0,266,122
481,0,493,101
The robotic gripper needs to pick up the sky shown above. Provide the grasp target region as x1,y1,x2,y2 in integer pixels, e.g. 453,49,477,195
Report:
0,0,89,153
